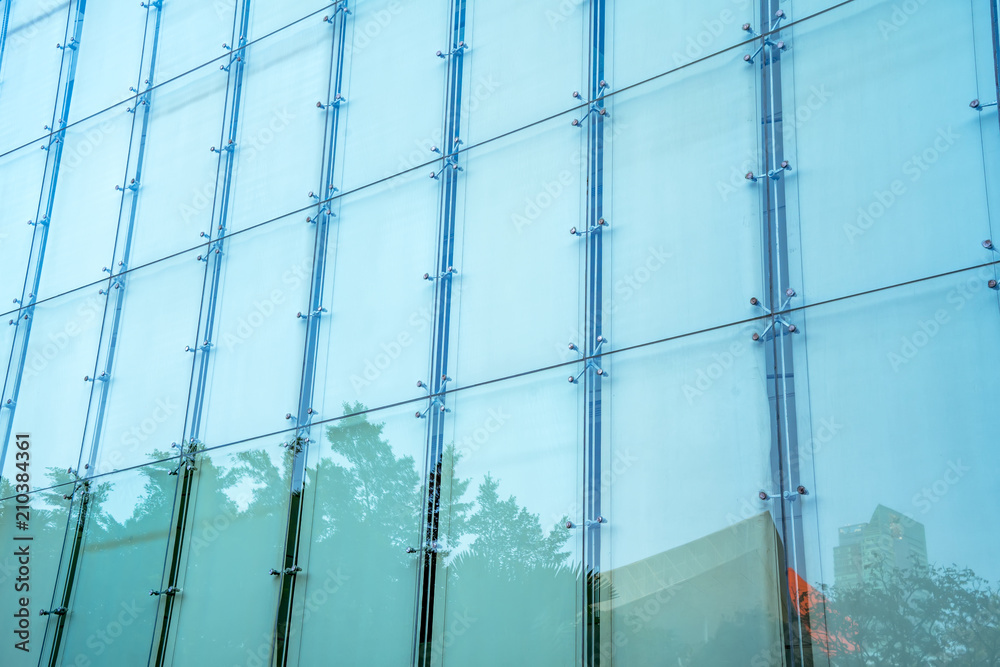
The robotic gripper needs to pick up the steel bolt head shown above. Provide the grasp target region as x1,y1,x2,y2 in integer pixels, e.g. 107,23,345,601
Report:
990,279,998,289
787,324,797,333
786,288,795,297
568,376,575,383
752,333,761,342
416,380,424,387
745,171,755,180
781,160,790,169
569,227,578,235
984,239,994,249
742,23,752,31
759,491,769,501
971,99,981,109
775,9,785,18
566,521,574,529
743,54,752,62
750,297,759,306
797,485,807,495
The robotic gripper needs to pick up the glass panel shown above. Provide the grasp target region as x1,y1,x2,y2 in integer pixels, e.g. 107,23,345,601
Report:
0,2,66,152
4,289,105,482
790,268,1000,665
161,434,290,665
36,106,136,302
601,322,785,665
0,148,46,307
335,0,448,193
782,0,994,304
198,215,312,448
608,52,763,349
463,0,584,145
66,1,146,123
55,466,173,666
154,0,237,85
89,249,204,473
227,13,327,234
0,479,73,667
451,111,584,387
312,168,437,419
431,365,582,666
127,68,229,267
247,0,329,40
613,0,760,87
285,403,425,665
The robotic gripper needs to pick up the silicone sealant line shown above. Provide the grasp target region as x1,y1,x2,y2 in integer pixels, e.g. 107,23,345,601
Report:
581,0,608,664
754,1,808,664
41,3,164,666
0,0,86,474
271,3,349,666
414,1,467,665
149,2,252,666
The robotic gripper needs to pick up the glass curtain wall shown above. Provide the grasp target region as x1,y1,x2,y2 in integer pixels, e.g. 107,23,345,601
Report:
0,1,997,666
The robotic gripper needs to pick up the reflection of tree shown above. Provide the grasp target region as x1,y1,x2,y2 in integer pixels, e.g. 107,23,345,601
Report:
2,402,582,663
798,556,1000,666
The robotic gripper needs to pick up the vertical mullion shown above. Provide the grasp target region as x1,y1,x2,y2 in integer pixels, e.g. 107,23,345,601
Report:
149,2,253,664
270,4,350,665
41,3,164,664
757,0,806,664
582,1,607,664
0,0,86,482
414,2,467,664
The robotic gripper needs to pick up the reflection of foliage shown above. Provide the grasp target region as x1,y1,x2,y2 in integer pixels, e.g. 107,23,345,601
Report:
2,403,580,663
799,556,1000,666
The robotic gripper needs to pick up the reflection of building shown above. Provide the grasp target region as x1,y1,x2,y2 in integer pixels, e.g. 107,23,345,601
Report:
602,513,785,664
834,505,928,589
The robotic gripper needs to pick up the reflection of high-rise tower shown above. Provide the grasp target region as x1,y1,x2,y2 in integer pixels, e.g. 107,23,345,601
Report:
834,505,928,589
